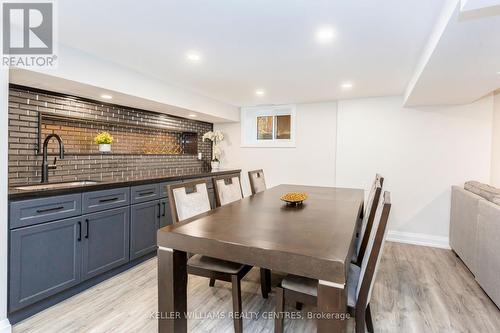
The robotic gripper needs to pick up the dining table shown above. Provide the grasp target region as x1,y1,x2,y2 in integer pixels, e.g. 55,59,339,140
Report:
157,184,365,333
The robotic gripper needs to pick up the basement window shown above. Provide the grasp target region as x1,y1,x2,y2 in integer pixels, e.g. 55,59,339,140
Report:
241,105,295,147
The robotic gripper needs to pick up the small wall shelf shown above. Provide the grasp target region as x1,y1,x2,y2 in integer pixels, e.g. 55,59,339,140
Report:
37,112,198,156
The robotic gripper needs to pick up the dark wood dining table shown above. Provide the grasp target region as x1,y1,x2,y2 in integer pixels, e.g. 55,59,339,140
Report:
157,184,365,333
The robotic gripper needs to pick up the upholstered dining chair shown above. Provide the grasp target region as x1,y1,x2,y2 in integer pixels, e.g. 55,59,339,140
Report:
248,169,267,195
213,174,244,206
274,191,392,333
212,174,273,299
168,179,252,333
352,175,384,265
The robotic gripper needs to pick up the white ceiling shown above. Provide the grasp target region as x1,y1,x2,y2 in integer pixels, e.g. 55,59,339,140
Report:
57,0,446,107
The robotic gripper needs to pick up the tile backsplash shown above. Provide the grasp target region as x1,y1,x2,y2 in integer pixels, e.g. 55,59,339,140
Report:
8,85,213,185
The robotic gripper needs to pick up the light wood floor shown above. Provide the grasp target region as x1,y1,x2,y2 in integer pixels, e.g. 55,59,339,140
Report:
13,242,500,333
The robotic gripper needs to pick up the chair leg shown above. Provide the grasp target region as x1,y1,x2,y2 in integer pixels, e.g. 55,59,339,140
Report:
365,304,374,333
295,302,303,310
209,278,216,287
260,268,271,298
231,275,243,333
355,306,366,333
275,287,284,333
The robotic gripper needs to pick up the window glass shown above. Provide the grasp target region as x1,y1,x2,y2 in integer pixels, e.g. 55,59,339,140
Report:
257,116,273,140
275,115,291,139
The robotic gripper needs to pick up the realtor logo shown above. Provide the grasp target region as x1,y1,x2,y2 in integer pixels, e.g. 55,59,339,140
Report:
2,1,56,67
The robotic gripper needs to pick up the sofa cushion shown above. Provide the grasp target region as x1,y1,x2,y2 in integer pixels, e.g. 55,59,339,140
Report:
464,181,500,206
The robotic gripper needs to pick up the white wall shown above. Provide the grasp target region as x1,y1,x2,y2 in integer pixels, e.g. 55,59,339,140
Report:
215,102,337,196
491,91,500,187
0,69,11,333
336,95,493,247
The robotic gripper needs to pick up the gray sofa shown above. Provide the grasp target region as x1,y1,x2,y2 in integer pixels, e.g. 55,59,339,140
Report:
450,182,500,308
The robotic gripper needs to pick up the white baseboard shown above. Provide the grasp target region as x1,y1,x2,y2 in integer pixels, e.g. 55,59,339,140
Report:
387,230,450,249
0,319,11,333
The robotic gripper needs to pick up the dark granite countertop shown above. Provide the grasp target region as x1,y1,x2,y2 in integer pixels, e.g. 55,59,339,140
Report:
9,169,241,201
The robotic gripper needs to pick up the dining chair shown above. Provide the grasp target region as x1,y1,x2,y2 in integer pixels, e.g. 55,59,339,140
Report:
352,174,384,265
248,169,267,195
168,179,252,333
212,174,272,298
274,191,392,333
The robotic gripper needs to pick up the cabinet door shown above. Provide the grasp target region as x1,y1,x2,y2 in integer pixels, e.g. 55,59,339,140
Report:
9,217,82,311
130,200,160,260
81,207,130,281
159,198,172,228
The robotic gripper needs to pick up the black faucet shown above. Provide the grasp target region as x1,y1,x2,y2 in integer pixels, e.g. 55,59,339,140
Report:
41,134,65,183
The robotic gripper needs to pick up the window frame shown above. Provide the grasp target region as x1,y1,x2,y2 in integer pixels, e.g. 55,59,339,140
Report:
240,104,296,148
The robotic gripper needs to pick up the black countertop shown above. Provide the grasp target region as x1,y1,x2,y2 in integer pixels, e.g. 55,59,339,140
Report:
9,169,241,201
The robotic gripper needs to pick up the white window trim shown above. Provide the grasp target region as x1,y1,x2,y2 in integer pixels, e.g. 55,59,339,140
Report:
240,104,296,148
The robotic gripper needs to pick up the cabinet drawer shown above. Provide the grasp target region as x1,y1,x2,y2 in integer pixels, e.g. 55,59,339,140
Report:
10,194,82,229
131,184,160,204
160,181,182,198
82,187,130,214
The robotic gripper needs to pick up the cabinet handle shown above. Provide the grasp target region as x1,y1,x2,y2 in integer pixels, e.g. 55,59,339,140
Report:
157,203,161,218
36,206,64,213
162,202,166,217
98,197,119,203
78,221,82,241
138,191,155,197
85,219,89,239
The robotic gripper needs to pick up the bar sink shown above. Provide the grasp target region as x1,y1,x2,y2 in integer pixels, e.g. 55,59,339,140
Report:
14,181,100,191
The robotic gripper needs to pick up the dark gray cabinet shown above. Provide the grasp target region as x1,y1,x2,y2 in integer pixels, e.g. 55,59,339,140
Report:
8,171,241,316
130,200,160,260
82,187,129,214
81,207,130,280
9,217,82,311
9,193,82,229
131,184,160,204
159,198,172,228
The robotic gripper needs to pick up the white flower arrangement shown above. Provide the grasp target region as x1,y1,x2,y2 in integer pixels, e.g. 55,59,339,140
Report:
202,130,224,162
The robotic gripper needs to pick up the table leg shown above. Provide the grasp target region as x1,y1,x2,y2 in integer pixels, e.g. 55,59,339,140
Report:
158,247,187,333
317,280,347,333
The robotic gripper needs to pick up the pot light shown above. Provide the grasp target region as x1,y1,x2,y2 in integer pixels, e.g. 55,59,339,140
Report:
341,82,353,89
255,89,265,96
100,94,112,100
189,114,197,118
186,51,201,63
315,26,335,44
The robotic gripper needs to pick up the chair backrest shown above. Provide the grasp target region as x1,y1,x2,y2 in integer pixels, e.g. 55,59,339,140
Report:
248,169,266,195
167,179,211,223
213,175,243,206
356,191,392,308
356,176,383,262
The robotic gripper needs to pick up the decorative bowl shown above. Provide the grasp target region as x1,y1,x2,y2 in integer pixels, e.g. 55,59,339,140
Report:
280,192,308,206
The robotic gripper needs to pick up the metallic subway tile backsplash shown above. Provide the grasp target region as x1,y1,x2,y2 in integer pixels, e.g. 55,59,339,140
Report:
8,86,213,185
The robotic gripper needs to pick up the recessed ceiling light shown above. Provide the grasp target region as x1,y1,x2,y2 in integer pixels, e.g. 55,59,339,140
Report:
341,82,353,89
315,26,335,44
100,94,112,100
186,51,201,63
188,114,197,117
255,89,265,96
497,71,500,75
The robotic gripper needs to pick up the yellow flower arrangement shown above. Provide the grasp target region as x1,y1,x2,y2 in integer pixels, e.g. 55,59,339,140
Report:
94,132,114,145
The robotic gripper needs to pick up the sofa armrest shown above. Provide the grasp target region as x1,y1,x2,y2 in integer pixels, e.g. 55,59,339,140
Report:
450,186,481,274
475,200,500,308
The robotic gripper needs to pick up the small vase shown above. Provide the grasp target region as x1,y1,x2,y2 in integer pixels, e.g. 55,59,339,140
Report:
211,161,220,170
99,144,111,153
